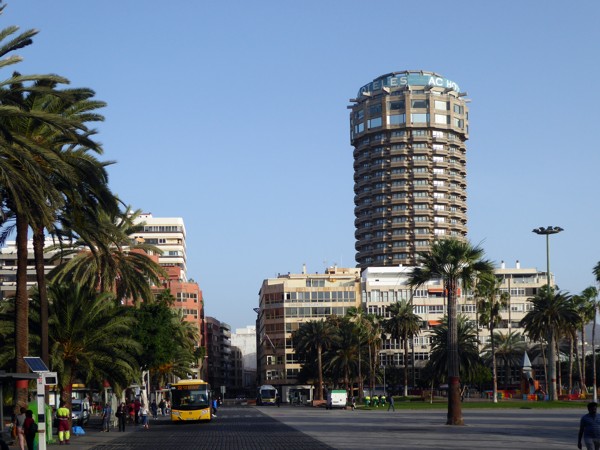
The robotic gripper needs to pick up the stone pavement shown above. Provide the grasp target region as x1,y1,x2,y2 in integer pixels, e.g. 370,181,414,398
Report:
4,405,586,449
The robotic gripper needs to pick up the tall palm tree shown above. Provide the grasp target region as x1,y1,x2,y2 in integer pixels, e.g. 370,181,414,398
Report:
592,263,600,401
5,79,116,368
573,287,597,394
483,331,527,390
409,238,493,425
346,306,369,399
363,313,383,397
520,287,578,400
292,319,339,400
475,271,509,403
0,21,91,399
384,300,421,397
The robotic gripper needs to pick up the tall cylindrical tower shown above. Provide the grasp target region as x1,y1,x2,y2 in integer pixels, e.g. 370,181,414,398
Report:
350,71,469,268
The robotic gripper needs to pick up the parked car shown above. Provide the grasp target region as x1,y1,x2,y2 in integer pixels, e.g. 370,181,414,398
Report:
71,399,90,426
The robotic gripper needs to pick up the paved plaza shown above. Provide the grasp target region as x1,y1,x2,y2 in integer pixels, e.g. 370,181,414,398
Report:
10,405,583,449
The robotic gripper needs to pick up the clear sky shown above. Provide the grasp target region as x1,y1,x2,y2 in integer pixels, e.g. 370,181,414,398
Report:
5,1,600,331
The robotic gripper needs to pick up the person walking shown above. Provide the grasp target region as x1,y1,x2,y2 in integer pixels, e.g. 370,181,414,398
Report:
350,395,356,411
158,399,166,416
134,398,141,425
116,403,126,432
387,394,395,412
150,400,158,420
140,403,149,430
212,398,218,417
101,402,112,432
23,410,37,450
579,402,600,450
57,401,71,445
13,407,26,450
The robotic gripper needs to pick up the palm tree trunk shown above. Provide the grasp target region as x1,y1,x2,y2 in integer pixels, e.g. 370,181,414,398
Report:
446,279,463,424
569,335,574,394
556,338,562,397
541,341,548,393
403,334,409,397
548,331,558,400
576,333,583,392
358,344,363,401
593,306,598,402
491,325,498,403
14,213,30,406
33,227,49,366
581,325,587,393
317,345,323,400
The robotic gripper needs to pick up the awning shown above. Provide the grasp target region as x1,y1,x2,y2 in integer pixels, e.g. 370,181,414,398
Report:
428,320,441,326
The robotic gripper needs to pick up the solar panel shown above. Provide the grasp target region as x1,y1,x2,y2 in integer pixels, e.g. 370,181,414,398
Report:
23,356,49,373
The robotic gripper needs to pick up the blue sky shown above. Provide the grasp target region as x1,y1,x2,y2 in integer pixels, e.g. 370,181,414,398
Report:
5,1,600,330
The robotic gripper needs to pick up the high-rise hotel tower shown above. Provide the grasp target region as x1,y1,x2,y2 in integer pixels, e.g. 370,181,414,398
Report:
350,71,469,268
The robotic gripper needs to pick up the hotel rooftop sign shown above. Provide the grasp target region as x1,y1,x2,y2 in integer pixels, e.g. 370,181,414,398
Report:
357,72,460,97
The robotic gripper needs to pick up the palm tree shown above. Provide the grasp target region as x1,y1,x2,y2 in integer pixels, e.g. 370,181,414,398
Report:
409,238,493,425
346,306,369,399
520,287,578,400
5,79,116,369
475,272,509,403
0,21,92,399
427,315,483,384
363,313,383,398
592,263,600,401
292,319,339,400
47,282,142,408
49,206,166,305
384,300,421,397
483,331,527,390
573,287,597,394
324,318,359,394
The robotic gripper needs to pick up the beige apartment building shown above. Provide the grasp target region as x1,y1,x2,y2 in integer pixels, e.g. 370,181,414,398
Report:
364,261,552,385
256,262,551,392
350,71,469,269
256,266,361,389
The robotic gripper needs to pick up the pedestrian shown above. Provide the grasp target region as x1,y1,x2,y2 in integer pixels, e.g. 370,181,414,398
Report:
140,403,149,430
134,398,141,424
128,401,135,424
387,394,395,412
212,398,218,417
116,403,126,432
23,410,37,450
151,400,158,419
351,396,356,411
158,399,166,416
276,394,281,407
579,402,600,450
13,407,26,450
57,400,71,445
101,402,112,432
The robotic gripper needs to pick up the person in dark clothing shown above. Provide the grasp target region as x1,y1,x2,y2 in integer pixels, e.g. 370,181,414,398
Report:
23,410,36,450
116,403,127,432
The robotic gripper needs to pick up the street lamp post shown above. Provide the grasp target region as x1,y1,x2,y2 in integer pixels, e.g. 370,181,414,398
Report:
532,225,563,401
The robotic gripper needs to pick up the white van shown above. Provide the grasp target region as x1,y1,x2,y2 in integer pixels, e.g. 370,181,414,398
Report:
326,390,347,410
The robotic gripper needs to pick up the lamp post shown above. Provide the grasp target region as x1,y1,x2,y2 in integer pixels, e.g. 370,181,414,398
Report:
532,225,563,401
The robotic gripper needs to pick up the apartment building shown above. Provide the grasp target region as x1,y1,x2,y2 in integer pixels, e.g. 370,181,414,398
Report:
256,266,361,390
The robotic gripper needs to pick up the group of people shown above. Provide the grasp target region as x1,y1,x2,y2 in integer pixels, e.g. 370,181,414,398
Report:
12,407,38,450
109,397,167,431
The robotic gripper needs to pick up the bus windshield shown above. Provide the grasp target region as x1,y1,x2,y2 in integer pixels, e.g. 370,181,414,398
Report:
171,385,210,411
261,389,276,399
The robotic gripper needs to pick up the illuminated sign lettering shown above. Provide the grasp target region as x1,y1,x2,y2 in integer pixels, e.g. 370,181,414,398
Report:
358,73,461,96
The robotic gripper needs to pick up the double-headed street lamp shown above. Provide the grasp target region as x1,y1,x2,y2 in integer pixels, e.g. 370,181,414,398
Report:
532,225,563,401
532,226,564,290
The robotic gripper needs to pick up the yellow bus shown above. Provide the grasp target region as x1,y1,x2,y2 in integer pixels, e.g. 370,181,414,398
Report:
169,379,212,422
